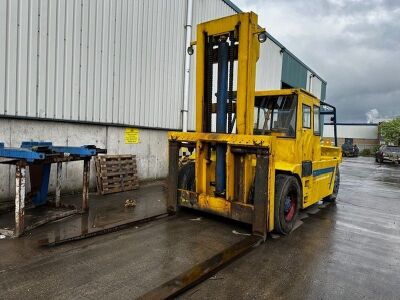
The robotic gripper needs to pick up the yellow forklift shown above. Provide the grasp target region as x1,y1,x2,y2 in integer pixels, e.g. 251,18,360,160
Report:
167,12,342,240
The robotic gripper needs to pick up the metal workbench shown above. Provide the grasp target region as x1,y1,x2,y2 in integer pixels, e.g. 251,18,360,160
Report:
0,142,106,237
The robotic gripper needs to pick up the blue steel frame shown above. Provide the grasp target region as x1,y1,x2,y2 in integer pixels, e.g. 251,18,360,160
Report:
0,141,99,206
21,141,96,156
0,147,46,162
21,141,53,149
31,163,52,206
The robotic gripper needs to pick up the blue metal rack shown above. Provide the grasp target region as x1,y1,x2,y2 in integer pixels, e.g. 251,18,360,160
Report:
0,141,106,237
0,145,46,161
0,142,98,163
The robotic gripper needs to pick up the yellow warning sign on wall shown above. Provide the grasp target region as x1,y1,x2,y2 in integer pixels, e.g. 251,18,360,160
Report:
124,128,139,144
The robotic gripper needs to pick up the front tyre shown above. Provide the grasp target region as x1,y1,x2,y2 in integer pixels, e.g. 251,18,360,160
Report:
274,175,301,235
324,167,340,202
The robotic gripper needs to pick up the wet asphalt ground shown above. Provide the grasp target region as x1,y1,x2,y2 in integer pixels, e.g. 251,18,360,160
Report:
0,156,399,299
181,157,400,299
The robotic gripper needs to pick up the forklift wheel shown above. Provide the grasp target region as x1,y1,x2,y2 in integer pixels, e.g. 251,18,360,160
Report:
178,161,195,192
274,174,301,235
324,167,340,202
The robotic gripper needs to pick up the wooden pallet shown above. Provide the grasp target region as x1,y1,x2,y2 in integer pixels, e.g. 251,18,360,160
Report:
95,155,139,195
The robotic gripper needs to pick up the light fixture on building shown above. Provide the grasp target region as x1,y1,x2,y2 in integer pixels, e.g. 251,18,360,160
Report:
258,31,267,43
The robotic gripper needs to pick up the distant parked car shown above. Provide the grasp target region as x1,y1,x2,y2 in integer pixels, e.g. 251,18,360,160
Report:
375,145,400,163
341,142,359,157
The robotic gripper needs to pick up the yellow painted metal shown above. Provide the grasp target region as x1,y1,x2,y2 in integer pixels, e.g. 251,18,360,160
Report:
168,13,341,233
253,88,342,209
195,13,261,134
193,12,262,211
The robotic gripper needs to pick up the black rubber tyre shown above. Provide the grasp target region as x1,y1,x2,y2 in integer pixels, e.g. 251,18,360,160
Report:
324,167,340,202
178,161,195,192
274,174,301,235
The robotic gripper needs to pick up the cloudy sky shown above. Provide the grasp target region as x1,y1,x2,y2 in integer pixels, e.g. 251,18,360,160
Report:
233,0,400,122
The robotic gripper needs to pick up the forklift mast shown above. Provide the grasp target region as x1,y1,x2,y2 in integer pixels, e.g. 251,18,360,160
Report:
195,13,261,195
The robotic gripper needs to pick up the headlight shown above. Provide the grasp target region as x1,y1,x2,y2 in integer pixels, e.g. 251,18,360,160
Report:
258,31,267,43
187,46,194,55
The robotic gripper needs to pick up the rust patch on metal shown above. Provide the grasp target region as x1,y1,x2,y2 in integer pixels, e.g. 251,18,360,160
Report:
178,189,198,206
167,141,179,214
55,162,62,208
252,149,269,240
15,162,26,237
234,153,244,202
138,235,262,300
82,158,90,212
39,213,170,247
24,209,78,232
231,202,253,224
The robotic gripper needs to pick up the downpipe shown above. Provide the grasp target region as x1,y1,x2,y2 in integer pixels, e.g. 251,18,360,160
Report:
182,0,193,132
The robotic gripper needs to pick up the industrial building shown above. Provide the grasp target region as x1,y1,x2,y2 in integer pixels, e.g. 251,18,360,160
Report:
324,123,379,150
0,0,327,205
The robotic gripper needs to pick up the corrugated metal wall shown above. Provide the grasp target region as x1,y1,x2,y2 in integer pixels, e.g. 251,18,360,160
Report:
321,82,327,100
0,0,186,129
0,0,327,131
256,39,282,91
310,75,322,99
187,0,237,130
281,51,307,89
306,70,323,99
324,124,378,139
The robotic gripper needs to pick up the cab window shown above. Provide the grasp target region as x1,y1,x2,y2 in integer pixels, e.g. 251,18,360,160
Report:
254,95,297,138
302,104,311,128
313,106,320,135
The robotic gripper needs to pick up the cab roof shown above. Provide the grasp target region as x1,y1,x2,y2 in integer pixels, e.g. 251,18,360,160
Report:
255,88,319,100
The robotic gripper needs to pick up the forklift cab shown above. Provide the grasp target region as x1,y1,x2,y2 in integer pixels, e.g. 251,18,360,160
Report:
253,89,327,163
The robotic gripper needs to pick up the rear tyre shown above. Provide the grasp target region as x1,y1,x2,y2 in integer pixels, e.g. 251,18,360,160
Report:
324,167,340,202
274,175,301,235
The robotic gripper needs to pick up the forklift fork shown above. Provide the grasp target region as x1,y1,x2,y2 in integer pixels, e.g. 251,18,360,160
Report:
167,141,269,240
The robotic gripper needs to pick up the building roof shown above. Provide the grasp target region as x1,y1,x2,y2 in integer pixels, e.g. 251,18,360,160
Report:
324,123,379,126
222,0,242,13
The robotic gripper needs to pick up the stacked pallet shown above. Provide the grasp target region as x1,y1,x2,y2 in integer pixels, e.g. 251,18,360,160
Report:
95,155,139,195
